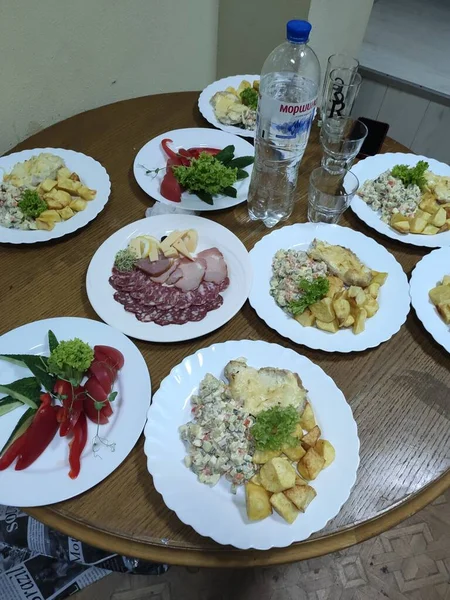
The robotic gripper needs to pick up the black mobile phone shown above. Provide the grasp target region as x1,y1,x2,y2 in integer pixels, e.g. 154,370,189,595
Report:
357,117,390,158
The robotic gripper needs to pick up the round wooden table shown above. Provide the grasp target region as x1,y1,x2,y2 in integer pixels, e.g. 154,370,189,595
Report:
2,93,449,567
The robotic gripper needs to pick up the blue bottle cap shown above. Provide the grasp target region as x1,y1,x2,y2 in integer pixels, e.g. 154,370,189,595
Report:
287,20,312,43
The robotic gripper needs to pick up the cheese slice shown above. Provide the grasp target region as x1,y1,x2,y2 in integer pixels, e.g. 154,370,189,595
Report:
159,230,186,252
173,237,193,260
128,238,142,258
163,246,178,258
149,244,159,262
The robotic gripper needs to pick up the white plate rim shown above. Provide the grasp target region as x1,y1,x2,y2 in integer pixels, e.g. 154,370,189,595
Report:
144,339,360,549
0,317,151,506
86,214,253,343
133,128,254,212
0,147,111,244
350,152,450,248
409,247,450,353
248,223,410,353
198,74,260,138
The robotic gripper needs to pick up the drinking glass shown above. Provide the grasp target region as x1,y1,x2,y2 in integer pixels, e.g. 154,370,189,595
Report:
308,167,359,224
320,117,368,172
321,54,359,117
321,68,362,122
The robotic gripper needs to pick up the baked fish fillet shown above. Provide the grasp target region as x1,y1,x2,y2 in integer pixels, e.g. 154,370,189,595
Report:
308,239,373,287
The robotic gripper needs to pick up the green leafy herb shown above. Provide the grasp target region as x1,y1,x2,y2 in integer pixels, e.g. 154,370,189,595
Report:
114,248,138,272
18,189,47,219
0,354,55,392
0,396,23,417
48,330,59,353
108,391,118,403
240,87,258,110
288,277,330,316
251,405,299,451
214,145,235,165
47,339,94,386
391,160,429,190
0,377,41,409
172,152,238,196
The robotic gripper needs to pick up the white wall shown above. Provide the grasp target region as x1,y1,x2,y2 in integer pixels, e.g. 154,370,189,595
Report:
308,0,375,86
0,0,219,154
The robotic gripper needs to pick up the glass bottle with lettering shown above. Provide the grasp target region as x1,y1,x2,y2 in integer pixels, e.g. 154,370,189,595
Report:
247,20,320,228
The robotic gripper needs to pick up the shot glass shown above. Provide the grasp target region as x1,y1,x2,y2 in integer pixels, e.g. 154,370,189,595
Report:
321,68,362,122
308,167,359,224
320,117,368,172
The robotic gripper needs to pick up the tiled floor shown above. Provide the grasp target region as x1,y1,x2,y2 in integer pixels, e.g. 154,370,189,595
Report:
74,487,450,599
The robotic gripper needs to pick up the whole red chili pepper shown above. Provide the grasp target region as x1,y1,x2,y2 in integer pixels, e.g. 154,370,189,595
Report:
68,411,87,479
15,395,59,471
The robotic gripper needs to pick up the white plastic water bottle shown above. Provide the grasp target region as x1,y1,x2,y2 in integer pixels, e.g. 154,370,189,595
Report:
247,20,320,228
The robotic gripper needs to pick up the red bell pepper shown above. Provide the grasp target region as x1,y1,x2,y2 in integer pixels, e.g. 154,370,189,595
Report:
60,386,85,437
14,395,59,471
0,432,29,470
161,138,178,160
88,362,113,394
83,396,109,425
94,346,124,370
160,158,183,203
68,411,88,479
187,147,220,158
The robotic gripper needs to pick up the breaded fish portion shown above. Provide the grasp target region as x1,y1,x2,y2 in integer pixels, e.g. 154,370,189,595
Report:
307,239,373,287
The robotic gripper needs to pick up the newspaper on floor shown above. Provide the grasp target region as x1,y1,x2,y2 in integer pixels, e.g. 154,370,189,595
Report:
0,505,168,600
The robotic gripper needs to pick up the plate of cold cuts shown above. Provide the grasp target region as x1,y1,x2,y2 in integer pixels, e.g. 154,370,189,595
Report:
86,214,253,342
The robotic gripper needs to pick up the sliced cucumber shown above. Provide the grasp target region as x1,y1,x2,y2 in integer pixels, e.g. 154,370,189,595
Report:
0,396,22,417
0,407,36,456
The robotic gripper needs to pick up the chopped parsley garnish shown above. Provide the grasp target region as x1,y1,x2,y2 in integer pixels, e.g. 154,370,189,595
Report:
391,160,429,190
251,405,299,451
289,276,329,316
240,87,258,111
18,189,47,218
114,248,138,272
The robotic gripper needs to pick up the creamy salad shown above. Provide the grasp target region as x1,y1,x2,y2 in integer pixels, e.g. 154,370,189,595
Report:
0,183,36,230
358,169,421,224
270,249,328,311
180,373,256,492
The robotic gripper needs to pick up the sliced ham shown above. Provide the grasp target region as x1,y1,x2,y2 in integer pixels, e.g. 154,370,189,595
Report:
166,268,183,286
136,256,172,277
196,248,228,284
174,258,206,292
150,259,179,284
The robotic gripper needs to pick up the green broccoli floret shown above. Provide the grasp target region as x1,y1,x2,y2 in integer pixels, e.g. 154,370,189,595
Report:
18,190,47,219
47,338,94,385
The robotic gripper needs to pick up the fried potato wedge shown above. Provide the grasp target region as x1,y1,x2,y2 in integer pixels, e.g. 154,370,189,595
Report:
269,492,299,523
310,297,336,323
299,403,316,431
315,439,336,468
259,458,296,492
294,308,315,327
282,443,306,462
301,425,321,450
252,449,282,465
246,483,272,521
284,484,317,512
298,448,325,480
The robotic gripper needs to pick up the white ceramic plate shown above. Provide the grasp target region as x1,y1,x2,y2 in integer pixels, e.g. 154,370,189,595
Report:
198,74,260,138
0,147,111,244
249,223,410,353
86,214,252,343
133,128,254,211
144,340,359,549
0,317,151,507
410,247,450,353
351,152,450,247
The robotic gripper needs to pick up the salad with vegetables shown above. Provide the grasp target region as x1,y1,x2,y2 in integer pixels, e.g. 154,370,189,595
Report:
140,139,254,205
0,331,124,479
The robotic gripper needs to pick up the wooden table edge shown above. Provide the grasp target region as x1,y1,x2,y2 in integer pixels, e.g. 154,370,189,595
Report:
24,469,449,567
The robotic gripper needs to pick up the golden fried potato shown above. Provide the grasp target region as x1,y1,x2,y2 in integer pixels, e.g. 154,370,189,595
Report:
368,283,380,298
294,309,315,327
410,215,428,234
432,207,447,227
57,167,71,180
315,439,336,468
253,80,260,91
282,442,306,462
35,218,55,231
363,297,379,318
423,224,439,235
40,179,58,193
341,314,355,328
348,286,366,307
298,448,325,480
442,275,450,286
415,209,432,222
302,425,321,450
292,423,304,438
58,206,74,220
295,475,307,486
69,198,87,212
250,474,262,486
420,197,440,214
246,483,272,521
391,219,410,233
326,275,344,298
69,172,81,182
437,302,450,323
259,458,296,492
439,223,450,233
57,178,80,195
53,190,72,207
352,307,367,334
371,271,388,286
300,403,316,431
252,449,281,465
38,209,61,223
269,492,299,523
333,298,351,324
237,80,251,94
429,285,450,305
315,318,339,333
284,484,316,512
310,297,335,323
77,185,96,201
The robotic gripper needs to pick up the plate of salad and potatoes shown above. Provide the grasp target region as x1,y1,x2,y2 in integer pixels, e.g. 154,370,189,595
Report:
133,128,254,211
0,317,150,506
